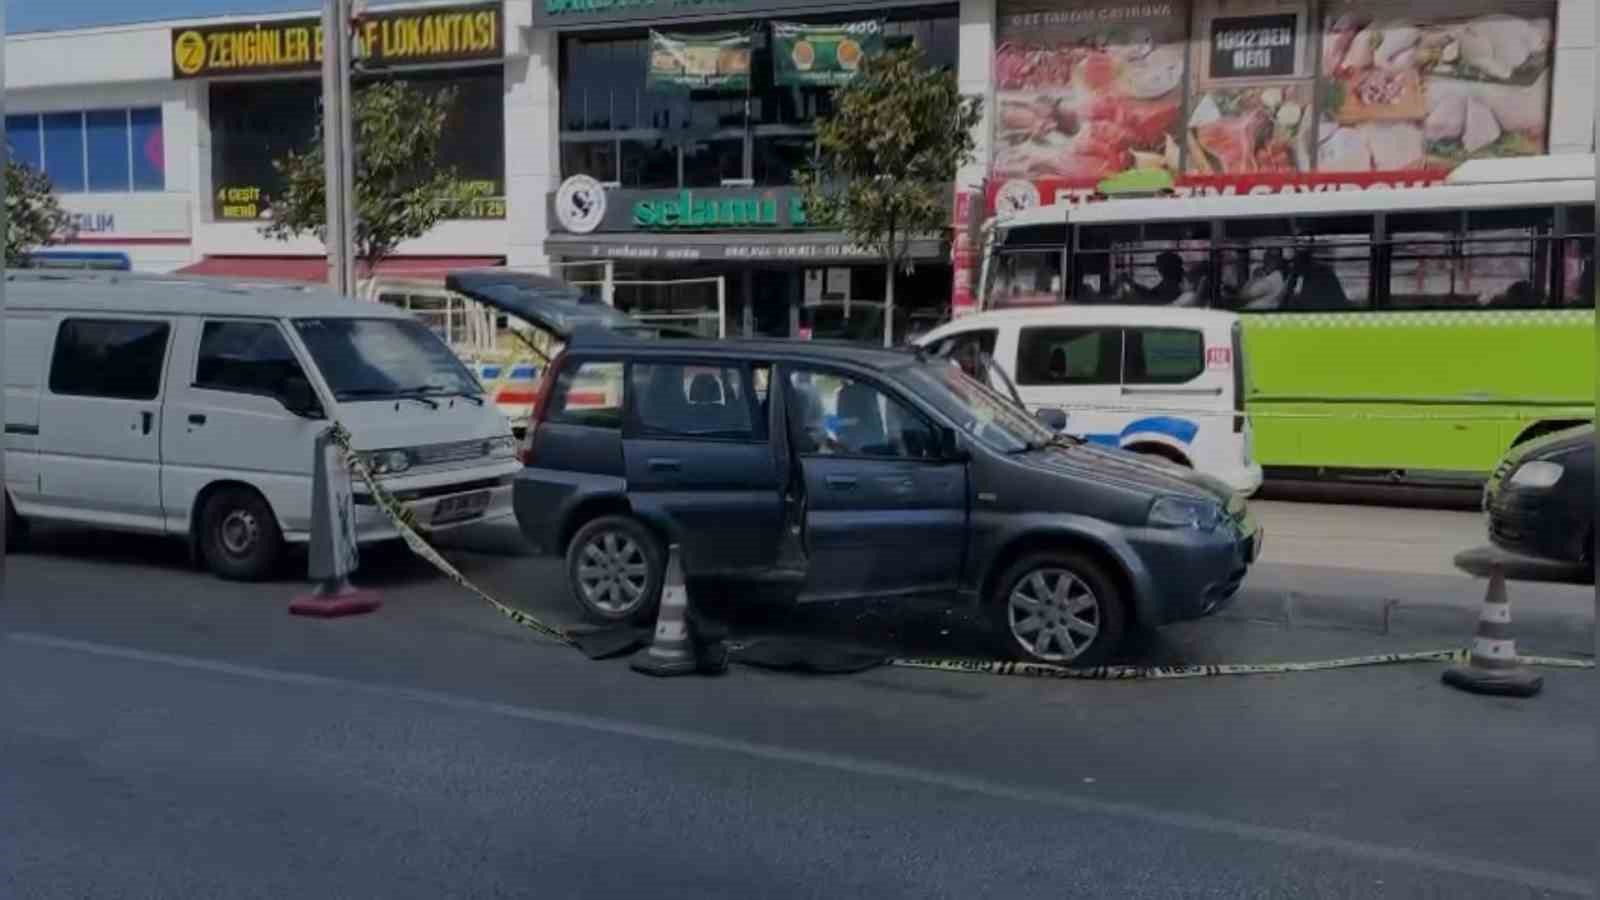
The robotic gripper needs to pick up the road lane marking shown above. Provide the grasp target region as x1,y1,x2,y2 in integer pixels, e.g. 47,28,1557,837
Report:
9,630,1590,898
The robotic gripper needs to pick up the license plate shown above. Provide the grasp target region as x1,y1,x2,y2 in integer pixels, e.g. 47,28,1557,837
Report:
432,490,490,525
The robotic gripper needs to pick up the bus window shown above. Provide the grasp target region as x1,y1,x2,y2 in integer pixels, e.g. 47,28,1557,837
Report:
1218,218,1294,311
1016,326,1120,386
989,250,1062,307
1078,221,1210,307
1387,211,1462,310
1289,216,1372,311
1561,205,1593,308
1466,207,1554,309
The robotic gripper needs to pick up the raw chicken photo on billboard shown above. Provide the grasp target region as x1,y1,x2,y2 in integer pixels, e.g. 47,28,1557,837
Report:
1315,0,1553,172
992,2,1189,191
1186,0,1315,174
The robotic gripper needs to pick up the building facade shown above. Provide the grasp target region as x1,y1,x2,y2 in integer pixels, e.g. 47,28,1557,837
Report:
5,0,1595,333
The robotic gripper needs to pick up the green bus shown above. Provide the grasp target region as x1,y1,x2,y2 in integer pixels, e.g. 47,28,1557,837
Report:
979,157,1594,485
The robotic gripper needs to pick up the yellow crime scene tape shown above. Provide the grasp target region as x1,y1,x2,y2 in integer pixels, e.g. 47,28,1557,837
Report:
324,422,1595,680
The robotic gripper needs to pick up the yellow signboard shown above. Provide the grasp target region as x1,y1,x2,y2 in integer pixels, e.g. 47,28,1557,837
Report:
171,2,501,79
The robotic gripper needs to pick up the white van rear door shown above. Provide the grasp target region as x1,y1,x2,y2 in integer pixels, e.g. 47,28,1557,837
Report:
35,315,173,529
162,318,325,539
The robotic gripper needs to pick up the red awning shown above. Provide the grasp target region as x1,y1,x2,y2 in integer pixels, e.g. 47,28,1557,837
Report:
175,255,504,283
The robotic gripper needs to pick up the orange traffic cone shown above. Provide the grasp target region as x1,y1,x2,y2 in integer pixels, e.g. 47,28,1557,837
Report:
1442,563,1542,698
631,545,698,677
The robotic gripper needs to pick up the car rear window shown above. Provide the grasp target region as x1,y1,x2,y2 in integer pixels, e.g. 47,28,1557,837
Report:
546,360,624,429
630,363,754,440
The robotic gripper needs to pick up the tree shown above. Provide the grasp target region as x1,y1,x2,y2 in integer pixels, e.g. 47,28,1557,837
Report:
262,81,483,278
795,47,982,346
6,161,69,266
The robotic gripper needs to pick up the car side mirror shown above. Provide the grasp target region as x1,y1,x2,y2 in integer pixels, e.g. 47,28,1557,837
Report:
280,376,325,419
1034,407,1069,431
936,425,970,462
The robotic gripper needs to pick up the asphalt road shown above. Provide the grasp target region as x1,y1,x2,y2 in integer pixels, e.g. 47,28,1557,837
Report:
2,509,1595,899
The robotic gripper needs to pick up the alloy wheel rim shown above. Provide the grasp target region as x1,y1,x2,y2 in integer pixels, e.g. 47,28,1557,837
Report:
219,509,259,557
577,532,649,615
1008,568,1100,663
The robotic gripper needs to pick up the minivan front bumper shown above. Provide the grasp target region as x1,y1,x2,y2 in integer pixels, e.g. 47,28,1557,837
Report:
351,469,517,541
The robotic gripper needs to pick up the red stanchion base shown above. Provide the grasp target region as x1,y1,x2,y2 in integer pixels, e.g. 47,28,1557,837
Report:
289,587,381,618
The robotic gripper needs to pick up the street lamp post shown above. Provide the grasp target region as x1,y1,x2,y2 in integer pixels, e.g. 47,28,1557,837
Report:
321,0,357,296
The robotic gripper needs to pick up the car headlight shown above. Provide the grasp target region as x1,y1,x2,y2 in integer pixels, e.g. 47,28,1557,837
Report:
1508,460,1564,489
360,449,412,475
1148,496,1224,531
484,436,517,459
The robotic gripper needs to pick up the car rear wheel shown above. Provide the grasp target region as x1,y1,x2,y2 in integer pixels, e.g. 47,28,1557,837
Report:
198,487,285,581
989,550,1125,667
566,515,664,624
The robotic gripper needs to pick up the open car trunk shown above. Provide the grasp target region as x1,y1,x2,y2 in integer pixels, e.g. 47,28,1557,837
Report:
444,270,694,353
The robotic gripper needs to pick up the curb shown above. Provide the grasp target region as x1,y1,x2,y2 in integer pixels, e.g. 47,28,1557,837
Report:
1223,586,1594,653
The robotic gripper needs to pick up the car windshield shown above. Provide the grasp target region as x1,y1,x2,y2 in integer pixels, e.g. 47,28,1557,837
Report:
293,317,481,401
901,358,1054,454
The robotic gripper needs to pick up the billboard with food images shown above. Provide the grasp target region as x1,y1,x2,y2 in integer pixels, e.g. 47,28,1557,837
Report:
988,0,1556,215
993,2,1190,190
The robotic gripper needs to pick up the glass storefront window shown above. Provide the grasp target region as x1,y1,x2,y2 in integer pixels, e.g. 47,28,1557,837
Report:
753,135,813,186
557,7,957,189
684,138,744,187
620,139,677,189
208,68,504,221
42,113,86,192
562,140,619,183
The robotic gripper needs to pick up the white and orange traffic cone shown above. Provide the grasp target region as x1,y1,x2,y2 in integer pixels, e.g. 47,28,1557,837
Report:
631,545,698,677
1441,563,1541,698
290,427,379,618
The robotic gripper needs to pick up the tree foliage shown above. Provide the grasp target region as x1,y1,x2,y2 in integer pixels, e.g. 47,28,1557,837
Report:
795,47,982,272
262,81,482,273
6,162,70,266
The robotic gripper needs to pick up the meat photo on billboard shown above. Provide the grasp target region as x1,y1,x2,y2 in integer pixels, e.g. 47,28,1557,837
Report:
992,23,1186,182
1315,9,1551,172
1186,84,1310,174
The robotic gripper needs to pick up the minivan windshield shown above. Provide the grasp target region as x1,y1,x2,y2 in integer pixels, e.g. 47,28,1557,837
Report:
902,359,1055,454
293,317,481,402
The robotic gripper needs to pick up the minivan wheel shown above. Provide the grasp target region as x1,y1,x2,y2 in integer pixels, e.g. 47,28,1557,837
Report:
989,551,1125,667
198,487,284,581
566,515,664,624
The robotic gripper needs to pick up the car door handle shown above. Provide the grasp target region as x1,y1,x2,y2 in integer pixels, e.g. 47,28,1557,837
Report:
647,458,682,472
825,474,858,489
188,414,207,426
141,411,154,435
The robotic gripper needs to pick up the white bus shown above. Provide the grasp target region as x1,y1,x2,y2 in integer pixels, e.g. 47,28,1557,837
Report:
977,156,1595,483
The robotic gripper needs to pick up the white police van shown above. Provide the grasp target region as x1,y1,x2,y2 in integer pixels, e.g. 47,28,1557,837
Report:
917,305,1262,496
2,271,521,579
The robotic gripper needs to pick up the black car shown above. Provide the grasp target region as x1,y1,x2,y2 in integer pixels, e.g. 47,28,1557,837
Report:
447,272,1261,666
1483,424,1595,579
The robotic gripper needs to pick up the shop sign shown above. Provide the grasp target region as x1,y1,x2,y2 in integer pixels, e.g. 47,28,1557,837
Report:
554,239,945,262
549,182,821,233
985,170,1449,217
647,30,751,91
170,2,502,79
772,21,881,87
57,194,192,239
536,0,894,29
216,180,505,221
1209,14,1296,78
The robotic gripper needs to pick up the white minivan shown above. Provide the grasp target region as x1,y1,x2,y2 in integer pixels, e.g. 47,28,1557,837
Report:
2,272,521,579
917,305,1263,496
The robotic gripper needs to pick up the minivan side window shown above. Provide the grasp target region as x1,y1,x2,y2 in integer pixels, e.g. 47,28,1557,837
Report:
1016,327,1120,386
546,360,625,428
786,368,938,459
1123,328,1204,385
632,363,753,440
195,321,308,397
934,329,998,379
49,318,170,400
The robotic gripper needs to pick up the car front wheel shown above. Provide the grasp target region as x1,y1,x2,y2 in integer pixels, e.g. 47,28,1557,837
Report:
198,487,285,581
989,550,1126,667
565,515,664,624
